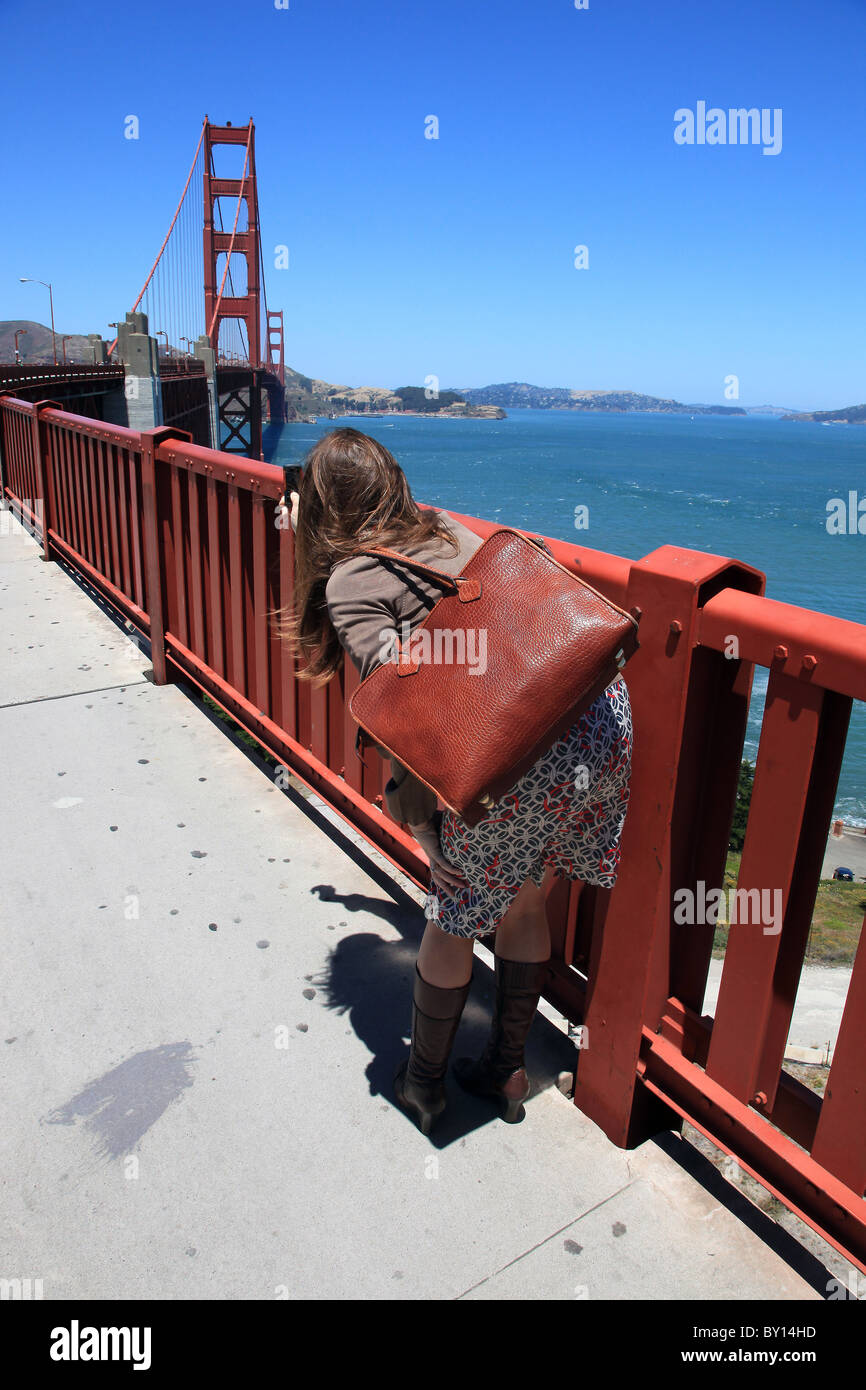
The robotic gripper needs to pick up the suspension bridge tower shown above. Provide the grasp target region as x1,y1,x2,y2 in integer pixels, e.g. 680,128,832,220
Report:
201,118,287,457
203,120,262,368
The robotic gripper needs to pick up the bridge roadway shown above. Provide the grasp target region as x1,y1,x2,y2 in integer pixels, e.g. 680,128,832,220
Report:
0,511,833,1301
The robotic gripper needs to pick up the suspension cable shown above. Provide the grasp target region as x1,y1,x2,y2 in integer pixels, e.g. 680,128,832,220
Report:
107,119,207,358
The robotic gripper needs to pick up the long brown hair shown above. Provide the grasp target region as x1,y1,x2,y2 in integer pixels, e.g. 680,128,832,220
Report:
271,427,458,685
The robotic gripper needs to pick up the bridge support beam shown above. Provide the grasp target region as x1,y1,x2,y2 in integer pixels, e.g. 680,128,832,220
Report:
214,367,263,459
88,335,107,365
194,334,220,450
105,311,163,433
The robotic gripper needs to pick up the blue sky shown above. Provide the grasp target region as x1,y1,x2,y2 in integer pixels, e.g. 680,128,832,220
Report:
2,0,864,408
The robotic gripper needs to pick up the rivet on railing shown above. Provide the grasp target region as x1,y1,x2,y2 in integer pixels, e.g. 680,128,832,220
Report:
774,644,788,660
802,654,818,671
753,1091,768,1107
669,619,682,635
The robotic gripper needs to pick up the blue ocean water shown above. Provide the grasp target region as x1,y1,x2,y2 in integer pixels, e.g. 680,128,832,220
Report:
268,409,866,824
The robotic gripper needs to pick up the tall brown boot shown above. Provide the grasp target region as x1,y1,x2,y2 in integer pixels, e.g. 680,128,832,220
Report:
453,955,550,1123
394,963,472,1135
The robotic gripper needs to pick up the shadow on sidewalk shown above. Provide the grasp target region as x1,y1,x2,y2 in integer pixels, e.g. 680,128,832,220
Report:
165,676,580,1147
304,896,577,1149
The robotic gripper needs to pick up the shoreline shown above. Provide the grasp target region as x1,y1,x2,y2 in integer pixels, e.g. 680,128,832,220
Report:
288,408,860,423
293,409,505,422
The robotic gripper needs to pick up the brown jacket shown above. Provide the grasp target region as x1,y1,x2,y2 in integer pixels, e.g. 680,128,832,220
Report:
325,510,484,824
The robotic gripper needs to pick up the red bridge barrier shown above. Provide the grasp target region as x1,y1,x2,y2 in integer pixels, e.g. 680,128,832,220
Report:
2,395,864,1272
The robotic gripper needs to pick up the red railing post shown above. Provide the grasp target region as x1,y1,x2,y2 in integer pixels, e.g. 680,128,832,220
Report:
140,426,192,685
0,396,9,504
28,399,61,562
572,546,765,1148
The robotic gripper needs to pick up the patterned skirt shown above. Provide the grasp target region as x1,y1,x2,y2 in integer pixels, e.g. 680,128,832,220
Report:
427,676,633,939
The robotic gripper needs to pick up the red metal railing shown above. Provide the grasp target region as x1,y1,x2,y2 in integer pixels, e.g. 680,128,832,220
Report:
2,395,864,1272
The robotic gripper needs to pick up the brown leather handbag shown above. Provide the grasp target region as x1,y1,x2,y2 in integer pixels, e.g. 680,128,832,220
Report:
349,527,640,827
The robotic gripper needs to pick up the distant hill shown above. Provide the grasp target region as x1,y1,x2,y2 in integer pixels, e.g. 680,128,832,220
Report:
686,402,802,416
448,382,746,415
782,404,866,424
0,320,95,364
283,368,504,420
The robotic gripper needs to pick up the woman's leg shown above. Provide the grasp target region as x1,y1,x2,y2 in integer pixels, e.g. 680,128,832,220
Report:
493,865,555,963
416,916,475,987
452,871,554,1119
395,916,474,1133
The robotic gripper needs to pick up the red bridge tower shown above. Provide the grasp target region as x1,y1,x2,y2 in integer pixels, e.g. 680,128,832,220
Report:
203,119,262,365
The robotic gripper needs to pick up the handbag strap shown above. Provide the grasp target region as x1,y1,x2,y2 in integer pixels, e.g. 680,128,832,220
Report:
353,529,548,590
353,544,466,592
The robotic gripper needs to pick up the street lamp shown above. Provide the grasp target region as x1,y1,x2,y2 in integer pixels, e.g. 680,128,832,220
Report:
19,278,57,365
61,335,72,365
14,328,28,364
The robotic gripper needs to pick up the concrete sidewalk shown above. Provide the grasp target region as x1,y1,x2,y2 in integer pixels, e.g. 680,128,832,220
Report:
0,515,836,1300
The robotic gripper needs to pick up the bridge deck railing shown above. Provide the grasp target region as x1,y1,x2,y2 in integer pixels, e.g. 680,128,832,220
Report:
0,363,124,390
1,394,864,1273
